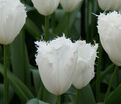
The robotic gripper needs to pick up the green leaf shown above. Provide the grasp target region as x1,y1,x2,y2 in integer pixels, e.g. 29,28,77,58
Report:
42,89,57,104
31,69,41,94
0,84,3,104
79,85,96,104
55,7,80,36
0,84,14,104
0,64,34,103
101,64,114,81
26,98,49,104
25,18,41,40
10,30,31,87
10,32,25,82
37,83,57,104
105,84,121,104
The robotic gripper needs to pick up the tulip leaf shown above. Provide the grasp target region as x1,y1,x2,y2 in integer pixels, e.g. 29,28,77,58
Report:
0,84,14,104
25,18,41,40
31,69,41,94
79,85,96,104
10,32,25,82
42,89,57,104
10,30,31,87
101,64,115,81
26,98,49,104
105,84,121,104
0,64,34,103
37,85,57,104
55,7,81,36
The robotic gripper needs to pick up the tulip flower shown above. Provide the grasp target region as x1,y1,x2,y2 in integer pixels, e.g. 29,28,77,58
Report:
97,11,121,66
35,36,77,95
98,0,121,11
32,0,60,16
72,41,98,89
0,0,27,45
60,0,82,12
0,0,26,103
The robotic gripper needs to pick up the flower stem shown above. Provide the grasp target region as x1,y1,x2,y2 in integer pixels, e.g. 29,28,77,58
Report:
4,45,9,104
56,95,61,104
75,89,80,104
104,65,118,102
51,13,55,33
44,16,49,41
66,12,70,37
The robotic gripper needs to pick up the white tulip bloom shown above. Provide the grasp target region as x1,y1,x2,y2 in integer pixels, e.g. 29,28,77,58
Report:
60,0,82,12
32,0,60,16
35,36,77,95
72,41,98,89
98,0,121,11
0,0,27,45
97,11,121,66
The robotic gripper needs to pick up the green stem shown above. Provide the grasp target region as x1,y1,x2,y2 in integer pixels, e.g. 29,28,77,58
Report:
96,44,103,101
104,66,118,102
51,13,55,33
76,89,80,104
56,95,61,104
66,12,70,37
4,45,9,104
44,16,49,41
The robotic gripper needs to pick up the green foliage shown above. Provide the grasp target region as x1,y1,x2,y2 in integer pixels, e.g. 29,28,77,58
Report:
105,84,121,104
0,0,121,104
0,64,34,103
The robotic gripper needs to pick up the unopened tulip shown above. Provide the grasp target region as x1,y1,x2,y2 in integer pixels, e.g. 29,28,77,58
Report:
32,0,60,16
98,0,121,11
0,0,27,45
60,0,82,12
97,11,121,66
72,41,98,89
35,36,77,95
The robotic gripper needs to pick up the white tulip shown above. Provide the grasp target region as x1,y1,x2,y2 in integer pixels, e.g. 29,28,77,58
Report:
72,41,98,89
98,0,121,11
0,0,27,45
60,0,82,12
97,11,121,66
32,0,60,16
35,36,77,95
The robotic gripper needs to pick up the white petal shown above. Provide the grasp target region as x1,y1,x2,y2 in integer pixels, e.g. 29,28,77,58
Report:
32,0,60,16
36,36,77,95
60,0,82,12
97,11,121,66
72,41,98,89
0,0,27,45
98,0,121,11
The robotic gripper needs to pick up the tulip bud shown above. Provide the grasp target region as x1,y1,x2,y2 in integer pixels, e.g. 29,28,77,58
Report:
35,36,77,95
72,41,98,89
60,0,82,12
98,0,121,11
32,0,60,16
97,11,121,66
0,0,27,45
